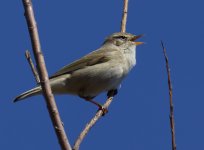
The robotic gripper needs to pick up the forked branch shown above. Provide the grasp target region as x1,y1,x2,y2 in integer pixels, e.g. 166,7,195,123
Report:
22,0,71,149
25,50,40,83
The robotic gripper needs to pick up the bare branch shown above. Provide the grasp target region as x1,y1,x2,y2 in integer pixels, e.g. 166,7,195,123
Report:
121,0,129,33
22,0,71,149
161,41,176,150
25,50,40,83
73,92,115,150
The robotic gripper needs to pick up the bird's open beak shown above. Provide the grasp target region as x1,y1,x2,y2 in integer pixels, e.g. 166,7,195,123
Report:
135,41,144,46
132,34,144,46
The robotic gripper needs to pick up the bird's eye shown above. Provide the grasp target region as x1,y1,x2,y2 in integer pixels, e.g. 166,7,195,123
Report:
117,36,126,40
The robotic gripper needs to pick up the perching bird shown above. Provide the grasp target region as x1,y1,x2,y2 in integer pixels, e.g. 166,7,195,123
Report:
14,32,143,109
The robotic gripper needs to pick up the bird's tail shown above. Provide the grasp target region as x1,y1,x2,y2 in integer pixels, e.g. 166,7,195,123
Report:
13,86,42,103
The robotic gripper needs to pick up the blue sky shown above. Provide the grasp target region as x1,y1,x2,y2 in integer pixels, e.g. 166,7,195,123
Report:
1,0,204,149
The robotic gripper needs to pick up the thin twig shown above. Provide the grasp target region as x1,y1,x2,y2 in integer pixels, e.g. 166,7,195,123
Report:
22,0,71,150
121,0,129,33
161,41,176,150
25,50,40,83
73,93,115,150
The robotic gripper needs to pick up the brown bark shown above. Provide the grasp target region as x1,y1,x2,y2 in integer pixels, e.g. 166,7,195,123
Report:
22,1,71,149
161,41,177,150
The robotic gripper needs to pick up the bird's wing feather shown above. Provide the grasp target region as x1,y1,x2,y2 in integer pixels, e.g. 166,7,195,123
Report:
49,48,114,79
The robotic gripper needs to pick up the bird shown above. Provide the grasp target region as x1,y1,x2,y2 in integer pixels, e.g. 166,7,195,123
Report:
14,32,143,110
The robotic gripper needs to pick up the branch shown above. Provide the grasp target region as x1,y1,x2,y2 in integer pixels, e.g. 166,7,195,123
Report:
22,0,71,149
73,92,115,150
73,1,130,149
25,50,40,83
161,41,176,150
121,0,129,33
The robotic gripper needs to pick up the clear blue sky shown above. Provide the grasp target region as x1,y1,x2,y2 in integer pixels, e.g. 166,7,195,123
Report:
1,0,204,149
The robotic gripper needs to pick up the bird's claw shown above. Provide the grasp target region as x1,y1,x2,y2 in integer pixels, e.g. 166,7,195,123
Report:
98,106,108,116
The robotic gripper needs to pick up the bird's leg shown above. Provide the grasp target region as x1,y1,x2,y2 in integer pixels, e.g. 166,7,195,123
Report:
107,89,118,98
88,99,109,116
81,96,108,115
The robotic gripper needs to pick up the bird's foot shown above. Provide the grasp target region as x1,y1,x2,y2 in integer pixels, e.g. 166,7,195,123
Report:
81,96,108,116
97,105,108,116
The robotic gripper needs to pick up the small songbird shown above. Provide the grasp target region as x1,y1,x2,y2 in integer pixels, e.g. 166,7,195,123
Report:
14,32,143,109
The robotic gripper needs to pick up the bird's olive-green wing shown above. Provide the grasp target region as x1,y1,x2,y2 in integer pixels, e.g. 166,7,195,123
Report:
49,49,111,79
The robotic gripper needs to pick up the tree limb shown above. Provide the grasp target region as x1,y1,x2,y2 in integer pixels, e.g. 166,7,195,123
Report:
25,50,40,83
22,0,71,149
73,94,114,150
121,0,129,33
161,41,177,150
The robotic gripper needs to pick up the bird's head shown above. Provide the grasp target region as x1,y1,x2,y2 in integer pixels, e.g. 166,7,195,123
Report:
104,32,144,47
